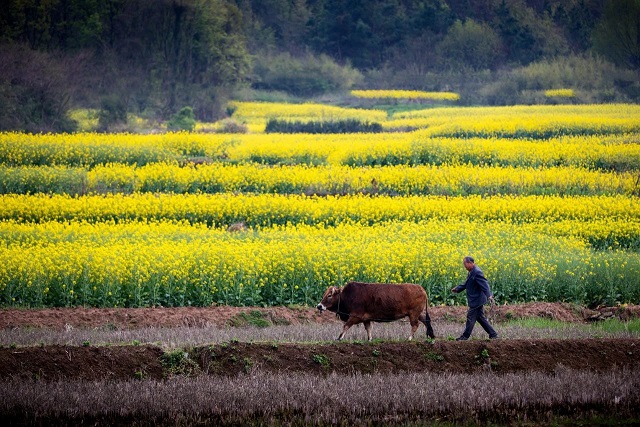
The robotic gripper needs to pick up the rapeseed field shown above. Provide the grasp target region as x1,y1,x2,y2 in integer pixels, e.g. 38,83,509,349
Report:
1,102,638,308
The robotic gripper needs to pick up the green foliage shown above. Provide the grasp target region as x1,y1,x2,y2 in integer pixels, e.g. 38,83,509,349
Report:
495,0,538,65
231,88,301,104
593,318,640,335
167,107,196,132
229,310,271,328
68,109,99,132
1,0,251,128
307,0,453,69
424,351,444,362
161,349,200,376
97,96,128,132
161,350,188,369
592,0,640,69
480,55,638,104
265,119,382,134
215,119,248,134
252,52,363,97
312,353,330,368
243,357,253,373
0,45,77,133
505,317,640,336
437,19,502,71
550,0,598,51
475,348,491,364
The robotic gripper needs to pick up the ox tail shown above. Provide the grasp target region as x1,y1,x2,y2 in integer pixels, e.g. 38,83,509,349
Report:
422,294,436,339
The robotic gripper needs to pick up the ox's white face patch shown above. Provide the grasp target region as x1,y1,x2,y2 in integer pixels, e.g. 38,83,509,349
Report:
317,286,341,311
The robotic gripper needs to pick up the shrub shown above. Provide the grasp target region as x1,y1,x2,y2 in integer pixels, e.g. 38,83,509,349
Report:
0,45,77,133
478,55,638,104
436,19,503,71
216,119,248,133
252,52,363,97
97,96,128,132
167,107,196,132
265,119,382,134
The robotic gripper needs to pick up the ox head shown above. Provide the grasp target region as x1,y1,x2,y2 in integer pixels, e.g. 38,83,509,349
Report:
316,286,341,312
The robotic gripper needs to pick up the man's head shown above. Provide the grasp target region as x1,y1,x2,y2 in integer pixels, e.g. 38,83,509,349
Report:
463,256,475,271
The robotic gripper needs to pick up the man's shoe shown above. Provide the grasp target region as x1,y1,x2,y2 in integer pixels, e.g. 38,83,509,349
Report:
455,336,468,341
489,335,499,339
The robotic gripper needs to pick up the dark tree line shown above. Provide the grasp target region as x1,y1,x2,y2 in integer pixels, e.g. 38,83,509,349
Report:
0,0,638,132
236,0,611,69
0,0,250,131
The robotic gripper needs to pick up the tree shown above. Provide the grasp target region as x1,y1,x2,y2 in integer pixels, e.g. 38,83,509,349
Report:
412,0,455,35
592,0,640,69
1,0,251,127
0,0,109,51
234,0,311,53
0,43,77,132
565,0,597,51
97,94,128,132
251,51,363,96
495,0,537,64
167,106,196,131
108,0,251,119
436,19,503,70
308,0,433,69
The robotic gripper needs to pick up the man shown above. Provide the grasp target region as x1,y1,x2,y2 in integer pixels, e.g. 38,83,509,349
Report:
451,256,498,340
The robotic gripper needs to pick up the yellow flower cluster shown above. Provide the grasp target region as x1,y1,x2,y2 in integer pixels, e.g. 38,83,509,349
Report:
545,89,575,98
0,131,177,166
386,104,640,136
23,163,632,196
1,193,637,225
203,130,640,170
350,90,460,101
3,131,638,171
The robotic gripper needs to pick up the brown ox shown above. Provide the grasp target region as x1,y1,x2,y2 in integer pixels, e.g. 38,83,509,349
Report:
316,281,436,341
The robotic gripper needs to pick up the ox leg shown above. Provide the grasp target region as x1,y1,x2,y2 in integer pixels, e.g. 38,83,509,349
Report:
408,316,420,341
337,317,359,340
419,312,436,339
363,321,372,341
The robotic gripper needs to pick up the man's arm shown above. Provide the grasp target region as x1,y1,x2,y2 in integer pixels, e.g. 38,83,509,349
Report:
475,270,494,300
451,275,470,293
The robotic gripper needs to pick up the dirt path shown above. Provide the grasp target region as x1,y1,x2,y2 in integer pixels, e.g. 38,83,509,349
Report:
2,302,638,330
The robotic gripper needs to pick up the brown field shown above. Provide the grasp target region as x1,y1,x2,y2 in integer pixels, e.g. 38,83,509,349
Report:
1,303,640,426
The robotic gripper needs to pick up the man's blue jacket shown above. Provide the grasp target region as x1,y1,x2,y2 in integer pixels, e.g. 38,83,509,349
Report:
453,265,493,308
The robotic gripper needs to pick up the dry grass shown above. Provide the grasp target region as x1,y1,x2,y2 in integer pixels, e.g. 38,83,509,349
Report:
1,320,638,349
2,368,638,425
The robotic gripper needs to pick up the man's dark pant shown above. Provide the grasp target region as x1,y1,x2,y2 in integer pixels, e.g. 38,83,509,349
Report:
461,304,497,339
